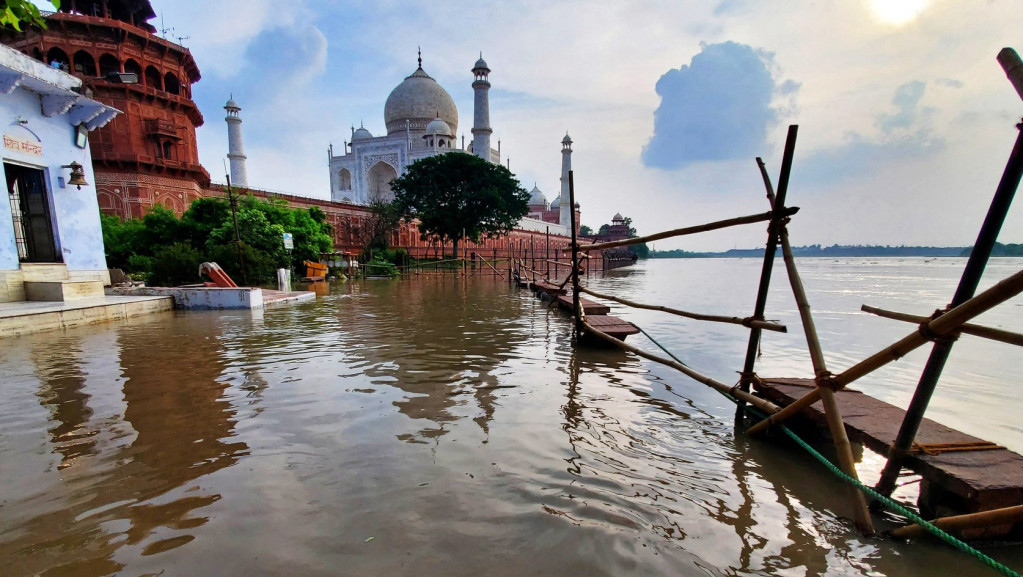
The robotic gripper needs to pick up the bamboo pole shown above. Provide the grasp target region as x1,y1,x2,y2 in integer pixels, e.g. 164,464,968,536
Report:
561,206,800,253
889,504,1023,539
779,225,874,535
581,322,783,415
738,129,799,422
568,171,582,331
747,268,1023,435
579,286,787,333
877,51,1023,497
861,304,1023,348
479,257,505,278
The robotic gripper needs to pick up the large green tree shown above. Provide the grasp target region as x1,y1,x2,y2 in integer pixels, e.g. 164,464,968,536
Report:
391,153,529,259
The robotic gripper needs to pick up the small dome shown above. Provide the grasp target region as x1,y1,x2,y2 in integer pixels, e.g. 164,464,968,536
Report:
550,196,560,208
474,56,489,70
562,132,573,144
352,127,373,141
224,96,239,110
612,212,624,222
425,117,452,136
528,185,546,205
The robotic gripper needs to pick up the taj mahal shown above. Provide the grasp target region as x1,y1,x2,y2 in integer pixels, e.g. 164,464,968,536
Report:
323,52,578,236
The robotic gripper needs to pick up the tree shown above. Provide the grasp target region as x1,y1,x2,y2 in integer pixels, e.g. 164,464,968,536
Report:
0,0,58,31
391,153,529,259
579,225,593,236
98,195,334,286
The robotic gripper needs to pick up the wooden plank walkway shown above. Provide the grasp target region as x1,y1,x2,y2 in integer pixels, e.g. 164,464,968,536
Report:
754,378,1023,514
533,281,567,296
583,314,640,340
556,294,611,316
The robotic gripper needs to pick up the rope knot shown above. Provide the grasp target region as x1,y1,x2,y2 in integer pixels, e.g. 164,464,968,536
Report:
917,308,958,343
816,371,839,391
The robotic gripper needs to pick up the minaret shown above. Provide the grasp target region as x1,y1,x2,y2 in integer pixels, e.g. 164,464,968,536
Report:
559,132,573,226
224,95,248,187
471,54,492,162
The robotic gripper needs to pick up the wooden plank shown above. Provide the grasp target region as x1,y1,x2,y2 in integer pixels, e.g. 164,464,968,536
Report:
584,315,639,339
556,294,610,315
754,378,1023,511
533,281,567,296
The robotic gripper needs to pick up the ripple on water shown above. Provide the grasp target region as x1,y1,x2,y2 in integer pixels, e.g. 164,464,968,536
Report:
1,269,1021,576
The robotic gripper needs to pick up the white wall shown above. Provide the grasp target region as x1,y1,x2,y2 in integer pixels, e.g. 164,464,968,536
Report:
1,83,108,276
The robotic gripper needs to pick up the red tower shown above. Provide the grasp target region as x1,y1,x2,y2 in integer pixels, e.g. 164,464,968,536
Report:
1,0,210,218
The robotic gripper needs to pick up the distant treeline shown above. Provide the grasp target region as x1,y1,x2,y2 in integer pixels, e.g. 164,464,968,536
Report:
649,243,1023,259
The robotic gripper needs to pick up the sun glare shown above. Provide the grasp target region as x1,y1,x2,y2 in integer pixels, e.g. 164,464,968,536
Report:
866,0,930,26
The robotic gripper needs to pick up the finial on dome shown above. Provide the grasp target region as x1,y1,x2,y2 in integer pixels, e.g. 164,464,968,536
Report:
417,46,422,69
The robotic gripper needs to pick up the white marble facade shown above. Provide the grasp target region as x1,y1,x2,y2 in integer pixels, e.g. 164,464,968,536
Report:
328,54,498,205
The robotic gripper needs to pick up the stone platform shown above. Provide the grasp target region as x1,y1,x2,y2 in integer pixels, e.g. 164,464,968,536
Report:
0,294,173,337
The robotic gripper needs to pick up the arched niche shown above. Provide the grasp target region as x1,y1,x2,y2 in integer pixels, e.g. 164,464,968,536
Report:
164,72,180,95
73,50,96,76
144,65,162,89
98,53,119,77
337,168,352,191
367,162,397,203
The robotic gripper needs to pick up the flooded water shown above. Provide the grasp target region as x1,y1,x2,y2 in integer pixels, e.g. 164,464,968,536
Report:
1,257,1021,576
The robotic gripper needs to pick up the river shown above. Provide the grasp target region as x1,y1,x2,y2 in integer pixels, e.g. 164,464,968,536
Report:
0,257,1020,576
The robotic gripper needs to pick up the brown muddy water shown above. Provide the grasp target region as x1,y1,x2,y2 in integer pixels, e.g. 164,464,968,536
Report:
1,259,1021,576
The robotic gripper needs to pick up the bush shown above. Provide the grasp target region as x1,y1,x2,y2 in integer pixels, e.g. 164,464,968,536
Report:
148,242,204,287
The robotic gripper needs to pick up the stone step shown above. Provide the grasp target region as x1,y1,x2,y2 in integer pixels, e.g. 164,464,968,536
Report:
24,280,105,302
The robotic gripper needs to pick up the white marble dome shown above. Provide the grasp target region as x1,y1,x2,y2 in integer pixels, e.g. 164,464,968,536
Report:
425,117,453,137
550,196,560,208
384,66,458,136
352,126,373,141
528,185,547,205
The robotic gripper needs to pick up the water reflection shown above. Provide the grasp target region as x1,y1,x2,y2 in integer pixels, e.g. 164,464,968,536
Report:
329,276,534,443
0,317,247,577
2,263,1020,577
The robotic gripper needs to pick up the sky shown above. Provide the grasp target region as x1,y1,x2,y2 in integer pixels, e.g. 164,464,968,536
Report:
63,0,1023,250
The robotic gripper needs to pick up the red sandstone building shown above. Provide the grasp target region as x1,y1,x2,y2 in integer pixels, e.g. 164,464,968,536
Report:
1,0,593,269
1,0,209,218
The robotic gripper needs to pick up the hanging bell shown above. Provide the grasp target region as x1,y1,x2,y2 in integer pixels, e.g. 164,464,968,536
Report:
63,161,89,190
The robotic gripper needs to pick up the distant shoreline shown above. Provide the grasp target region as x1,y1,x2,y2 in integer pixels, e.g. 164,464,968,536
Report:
648,243,1023,259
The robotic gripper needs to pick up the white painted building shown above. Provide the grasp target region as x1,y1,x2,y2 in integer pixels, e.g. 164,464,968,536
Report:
0,44,119,302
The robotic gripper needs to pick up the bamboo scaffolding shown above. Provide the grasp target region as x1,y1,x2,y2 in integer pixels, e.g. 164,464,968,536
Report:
747,268,1023,435
738,128,799,422
579,286,788,333
561,206,800,253
479,257,505,278
778,224,874,534
889,504,1023,539
581,322,784,415
876,47,1023,497
861,304,1023,348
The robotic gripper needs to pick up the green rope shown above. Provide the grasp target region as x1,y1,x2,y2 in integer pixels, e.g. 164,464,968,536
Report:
636,326,689,367
635,332,1021,577
742,405,1022,577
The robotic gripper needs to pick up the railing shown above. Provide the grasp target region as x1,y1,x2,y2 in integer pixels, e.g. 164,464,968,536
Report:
550,48,1023,542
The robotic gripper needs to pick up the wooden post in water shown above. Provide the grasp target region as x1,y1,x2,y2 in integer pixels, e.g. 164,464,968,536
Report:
778,224,874,535
875,47,1023,498
546,227,550,278
736,126,798,423
569,171,582,333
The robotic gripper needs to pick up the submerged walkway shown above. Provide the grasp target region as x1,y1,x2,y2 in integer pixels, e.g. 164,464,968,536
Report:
755,378,1023,521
